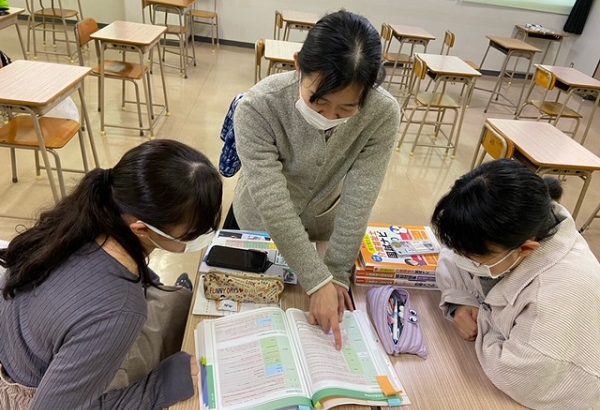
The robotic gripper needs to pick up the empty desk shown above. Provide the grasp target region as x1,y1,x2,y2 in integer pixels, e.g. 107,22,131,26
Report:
90,20,169,138
514,24,565,65
0,7,26,59
479,36,540,114
473,119,600,218
387,25,436,90
278,10,319,40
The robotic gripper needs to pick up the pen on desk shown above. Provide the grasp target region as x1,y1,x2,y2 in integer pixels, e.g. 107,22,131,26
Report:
392,298,399,344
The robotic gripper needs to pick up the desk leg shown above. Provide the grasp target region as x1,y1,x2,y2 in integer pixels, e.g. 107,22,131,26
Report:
78,86,99,167
99,42,106,136
453,78,472,157
484,52,510,113
580,200,600,232
157,42,170,115
573,172,592,219
479,43,491,72
140,49,155,138
552,38,562,66
15,22,27,60
515,55,535,114
31,113,60,203
470,126,486,170
580,92,599,145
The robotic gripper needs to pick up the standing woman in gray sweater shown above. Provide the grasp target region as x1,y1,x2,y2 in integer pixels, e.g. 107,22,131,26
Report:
230,10,400,349
0,140,222,409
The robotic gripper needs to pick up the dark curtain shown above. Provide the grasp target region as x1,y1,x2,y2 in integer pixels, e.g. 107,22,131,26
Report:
564,0,594,34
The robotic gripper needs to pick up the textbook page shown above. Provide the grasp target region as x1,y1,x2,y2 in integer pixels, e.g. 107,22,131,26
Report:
286,309,409,408
197,307,312,410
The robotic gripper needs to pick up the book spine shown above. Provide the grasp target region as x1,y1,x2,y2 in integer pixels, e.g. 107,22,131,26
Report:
355,269,436,277
353,276,439,289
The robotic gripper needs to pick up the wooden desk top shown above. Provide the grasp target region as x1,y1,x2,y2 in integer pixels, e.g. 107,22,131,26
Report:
0,60,90,112
146,0,195,9
487,119,600,171
264,39,303,62
90,21,167,46
539,65,600,90
0,7,24,30
351,286,523,409
170,266,523,409
515,24,565,40
416,53,481,78
389,24,436,41
486,35,541,53
280,10,319,25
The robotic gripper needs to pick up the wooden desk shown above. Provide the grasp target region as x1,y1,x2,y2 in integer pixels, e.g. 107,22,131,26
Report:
171,268,524,409
402,53,481,156
0,8,26,59
538,65,600,144
0,60,97,202
387,25,436,91
264,39,302,64
91,21,169,138
475,119,600,218
480,36,541,114
147,0,196,78
280,10,319,41
514,25,565,65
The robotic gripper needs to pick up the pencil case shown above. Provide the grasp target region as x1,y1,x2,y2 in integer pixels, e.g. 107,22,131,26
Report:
203,271,284,304
366,285,428,359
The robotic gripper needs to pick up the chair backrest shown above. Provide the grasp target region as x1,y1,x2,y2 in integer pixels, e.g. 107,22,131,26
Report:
441,30,455,55
141,0,151,23
255,39,265,83
274,11,283,39
482,127,513,160
380,23,394,55
413,56,427,80
74,18,99,66
534,66,556,91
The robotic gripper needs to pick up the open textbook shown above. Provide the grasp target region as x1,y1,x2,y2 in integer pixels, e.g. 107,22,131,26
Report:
195,307,409,410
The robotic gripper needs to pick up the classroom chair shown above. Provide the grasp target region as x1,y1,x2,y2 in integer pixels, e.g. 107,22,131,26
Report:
380,23,411,92
397,56,461,156
273,10,283,40
440,30,455,55
0,113,90,199
74,18,148,136
191,0,219,48
471,125,514,169
25,0,83,62
515,65,582,138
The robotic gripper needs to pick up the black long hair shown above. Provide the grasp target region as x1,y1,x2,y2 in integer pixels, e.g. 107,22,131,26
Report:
297,10,384,105
431,159,562,256
0,140,222,299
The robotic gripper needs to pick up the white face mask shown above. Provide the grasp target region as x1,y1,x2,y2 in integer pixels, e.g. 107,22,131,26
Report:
295,93,350,131
454,249,521,279
139,221,214,253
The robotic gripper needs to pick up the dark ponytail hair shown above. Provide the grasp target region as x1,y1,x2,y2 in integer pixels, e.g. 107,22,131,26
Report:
0,140,222,299
431,159,562,256
297,10,384,105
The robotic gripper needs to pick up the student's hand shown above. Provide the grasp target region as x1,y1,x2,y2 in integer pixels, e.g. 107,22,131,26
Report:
190,356,199,387
453,305,479,341
309,282,343,350
333,283,354,322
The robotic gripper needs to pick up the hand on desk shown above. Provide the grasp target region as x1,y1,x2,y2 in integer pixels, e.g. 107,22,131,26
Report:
454,305,480,342
308,282,344,350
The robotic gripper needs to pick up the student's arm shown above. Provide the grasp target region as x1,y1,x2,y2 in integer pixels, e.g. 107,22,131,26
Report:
475,295,600,409
436,248,481,319
30,311,194,410
323,98,400,288
234,99,332,294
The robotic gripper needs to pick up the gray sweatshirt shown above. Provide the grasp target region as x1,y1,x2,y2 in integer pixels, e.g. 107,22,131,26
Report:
233,71,400,294
0,242,193,409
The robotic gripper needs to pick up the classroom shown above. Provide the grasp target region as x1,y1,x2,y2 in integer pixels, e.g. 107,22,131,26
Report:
0,0,599,409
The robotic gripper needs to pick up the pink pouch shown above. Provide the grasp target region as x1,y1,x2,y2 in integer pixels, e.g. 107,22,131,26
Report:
366,285,428,359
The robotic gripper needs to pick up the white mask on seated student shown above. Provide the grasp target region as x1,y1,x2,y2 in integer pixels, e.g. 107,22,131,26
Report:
295,94,350,131
454,249,522,279
139,221,214,253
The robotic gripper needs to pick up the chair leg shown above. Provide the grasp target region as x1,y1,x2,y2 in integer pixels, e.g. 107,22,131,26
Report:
34,150,41,176
10,148,18,183
47,149,66,198
398,104,418,151
77,130,90,173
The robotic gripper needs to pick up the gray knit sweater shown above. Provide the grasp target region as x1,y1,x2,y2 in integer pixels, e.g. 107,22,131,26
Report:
0,242,193,409
233,71,400,293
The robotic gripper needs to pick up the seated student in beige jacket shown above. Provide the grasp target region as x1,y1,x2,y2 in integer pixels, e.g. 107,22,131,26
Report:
229,10,400,350
432,159,600,409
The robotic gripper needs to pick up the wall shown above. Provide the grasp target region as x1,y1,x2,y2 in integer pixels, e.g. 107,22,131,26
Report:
11,0,598,73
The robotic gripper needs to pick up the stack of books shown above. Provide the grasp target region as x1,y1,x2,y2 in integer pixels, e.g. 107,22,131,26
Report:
353,224,440,290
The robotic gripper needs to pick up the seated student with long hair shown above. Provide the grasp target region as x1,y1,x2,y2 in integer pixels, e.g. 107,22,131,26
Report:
0,140,222,409
432,159,600,409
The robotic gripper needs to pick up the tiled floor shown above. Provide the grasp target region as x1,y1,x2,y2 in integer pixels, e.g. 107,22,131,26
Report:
1,23,599,285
